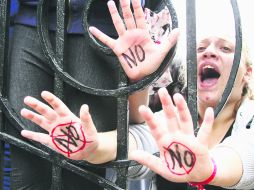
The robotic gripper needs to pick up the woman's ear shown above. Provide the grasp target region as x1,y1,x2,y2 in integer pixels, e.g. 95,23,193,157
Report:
243,66,252,82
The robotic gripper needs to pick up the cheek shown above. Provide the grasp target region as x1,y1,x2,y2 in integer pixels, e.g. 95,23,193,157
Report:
234,67,246,86
222,66,232,80
222,58,235,77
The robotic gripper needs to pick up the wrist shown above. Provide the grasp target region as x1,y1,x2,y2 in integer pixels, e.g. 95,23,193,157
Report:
189,158,217,189
85,132,117,164
208,146,243,187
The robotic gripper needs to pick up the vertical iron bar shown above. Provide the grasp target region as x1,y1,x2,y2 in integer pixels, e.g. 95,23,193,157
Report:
54,0,66,99
0,1,9,189
0,0,9,94
186,0,198,130
115,70,129,189
51,165,63,190
51,0,68,189
186,1,197,188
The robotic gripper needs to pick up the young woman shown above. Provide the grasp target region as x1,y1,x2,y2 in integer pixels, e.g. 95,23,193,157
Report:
19,0,254,189
130,35,254,189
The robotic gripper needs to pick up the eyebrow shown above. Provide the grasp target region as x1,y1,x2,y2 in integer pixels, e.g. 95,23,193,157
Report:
198,38,235,45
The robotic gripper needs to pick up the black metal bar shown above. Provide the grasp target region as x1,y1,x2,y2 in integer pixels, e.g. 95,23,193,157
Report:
0,132,50,159
185,0,200,187
0,0,9,94
54,0,66,99
214,0,242,117
0,95,30,132
51,165,63,190
0,121,3,190
115,69,129,188
50,0,68,188
186,0,198,129
0,1,10,189
115,167,129,190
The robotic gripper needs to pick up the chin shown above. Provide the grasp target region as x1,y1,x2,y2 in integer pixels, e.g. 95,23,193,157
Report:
198,93,220,107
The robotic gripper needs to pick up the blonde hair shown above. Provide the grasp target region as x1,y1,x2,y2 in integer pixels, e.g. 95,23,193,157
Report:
242,41,254,100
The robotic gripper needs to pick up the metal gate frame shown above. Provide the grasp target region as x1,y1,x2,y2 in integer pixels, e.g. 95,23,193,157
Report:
0,0,242,189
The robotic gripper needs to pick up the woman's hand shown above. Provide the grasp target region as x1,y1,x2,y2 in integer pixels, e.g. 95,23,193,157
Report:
20,91,99,162
130,87,215,183
89,0,179,82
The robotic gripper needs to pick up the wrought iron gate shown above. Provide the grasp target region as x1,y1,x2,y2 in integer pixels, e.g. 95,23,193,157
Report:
0,0,242,189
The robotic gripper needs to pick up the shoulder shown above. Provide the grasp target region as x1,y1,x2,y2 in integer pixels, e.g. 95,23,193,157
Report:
233,99,254,134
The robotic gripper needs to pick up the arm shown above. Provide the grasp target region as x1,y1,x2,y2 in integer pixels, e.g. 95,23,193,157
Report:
211,131,254,189
89,0,179,123
20,90,161,178
20,91,139,164
129,88,149,124
130,87,249,187
209,145,242,188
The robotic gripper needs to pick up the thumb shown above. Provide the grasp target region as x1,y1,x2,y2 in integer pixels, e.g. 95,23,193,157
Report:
80,104,97,136
129,150,174,181
161,28,180,54
197,107,214,146
129,150,162,171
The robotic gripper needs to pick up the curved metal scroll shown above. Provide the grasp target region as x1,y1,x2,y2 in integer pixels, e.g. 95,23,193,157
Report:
37,0,178,97
214,0,242,117
187,0,242,128
0,1,178,190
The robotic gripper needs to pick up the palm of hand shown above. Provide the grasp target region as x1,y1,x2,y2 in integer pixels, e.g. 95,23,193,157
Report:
158,132,210,182
89,0,178,82
113,29,166,81
21,91,98,160
46,114,97,160
133,88,215,183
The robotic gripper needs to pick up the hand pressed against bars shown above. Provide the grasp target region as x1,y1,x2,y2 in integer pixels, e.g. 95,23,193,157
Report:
89,0,179,82
50,121,92,158
130,88,215,183
20,91,98,161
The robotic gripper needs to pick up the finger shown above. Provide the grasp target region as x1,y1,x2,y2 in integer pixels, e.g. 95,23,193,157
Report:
89,26,116,51
173,93,194,135
139,105,168,141
158,88,179,133
129,150,181,181
161,28,180,55
21,130,52,147
80,104,97,137
120,0,136,30
23,96,57,122
108,0,126,35
41,91,72,117
132,0,146,29
21,108,52,131
197,107,214,146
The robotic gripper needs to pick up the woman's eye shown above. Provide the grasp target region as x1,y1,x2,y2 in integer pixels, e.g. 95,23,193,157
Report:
221,46,231,52
197,46,206,52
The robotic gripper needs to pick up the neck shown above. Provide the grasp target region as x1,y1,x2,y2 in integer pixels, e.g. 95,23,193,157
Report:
198,100,241,149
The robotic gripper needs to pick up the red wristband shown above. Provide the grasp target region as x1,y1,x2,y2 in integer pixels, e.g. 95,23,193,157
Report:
188,158,217,190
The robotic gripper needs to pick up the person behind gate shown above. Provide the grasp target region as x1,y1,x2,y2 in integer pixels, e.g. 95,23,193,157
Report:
19,0,254,189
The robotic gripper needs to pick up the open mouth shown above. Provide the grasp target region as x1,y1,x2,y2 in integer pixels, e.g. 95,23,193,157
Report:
200,65,221,82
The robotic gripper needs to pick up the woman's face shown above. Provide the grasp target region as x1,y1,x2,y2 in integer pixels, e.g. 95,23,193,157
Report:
196,36,249,108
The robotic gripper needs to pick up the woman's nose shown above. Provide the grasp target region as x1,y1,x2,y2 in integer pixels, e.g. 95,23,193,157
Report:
203,44,218,58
